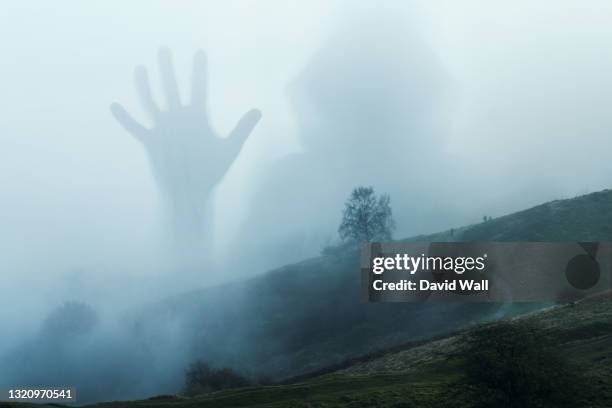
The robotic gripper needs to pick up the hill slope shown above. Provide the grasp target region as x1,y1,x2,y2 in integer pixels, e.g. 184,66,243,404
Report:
130,189,612,388
10,296,611,407
5,189,612,405
409,189,612,242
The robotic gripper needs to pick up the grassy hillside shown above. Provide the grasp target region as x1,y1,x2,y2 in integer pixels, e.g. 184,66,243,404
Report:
11,189,611,405
409,189,612,242
126,191,612,386
8,297,611,407
133,190,612,384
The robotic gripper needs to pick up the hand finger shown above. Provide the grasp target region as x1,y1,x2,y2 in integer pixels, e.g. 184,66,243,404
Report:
227,109,262,153
135,65,160,119
110,103,149,144
158,46,181,109
190,50,207,110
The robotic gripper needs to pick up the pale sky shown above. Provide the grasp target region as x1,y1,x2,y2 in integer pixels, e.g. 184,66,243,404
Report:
1,0,612,321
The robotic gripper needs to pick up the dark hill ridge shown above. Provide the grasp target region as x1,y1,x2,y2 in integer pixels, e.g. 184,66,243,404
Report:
408,188,612,242
133,189,612,389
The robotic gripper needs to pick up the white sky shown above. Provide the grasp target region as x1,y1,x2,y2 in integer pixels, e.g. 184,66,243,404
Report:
1,0,612,317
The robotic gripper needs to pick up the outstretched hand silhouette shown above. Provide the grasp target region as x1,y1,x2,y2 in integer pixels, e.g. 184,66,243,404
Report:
111,47,261,203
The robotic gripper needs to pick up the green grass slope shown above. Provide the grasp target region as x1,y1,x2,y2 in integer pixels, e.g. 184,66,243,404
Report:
8,190,607,405
129,190,612,385
9,297,611,407
410,189,612,242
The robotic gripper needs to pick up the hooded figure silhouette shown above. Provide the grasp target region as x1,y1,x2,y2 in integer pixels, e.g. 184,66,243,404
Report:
228,6,453,274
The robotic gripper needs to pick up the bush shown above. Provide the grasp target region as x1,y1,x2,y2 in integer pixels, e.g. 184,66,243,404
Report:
41,301,98,338
183,360,250,396
463,321,586,408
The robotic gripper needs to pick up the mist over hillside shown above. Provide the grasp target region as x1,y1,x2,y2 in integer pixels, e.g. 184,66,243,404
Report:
4,190,611,402
2,1,612,405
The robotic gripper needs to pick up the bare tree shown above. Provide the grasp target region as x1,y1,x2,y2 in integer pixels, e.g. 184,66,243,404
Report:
339,186,394,242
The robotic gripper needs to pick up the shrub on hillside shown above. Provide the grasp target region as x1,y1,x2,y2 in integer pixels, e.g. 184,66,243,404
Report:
183,360,250,396
462,321,586,408
41,301,98,338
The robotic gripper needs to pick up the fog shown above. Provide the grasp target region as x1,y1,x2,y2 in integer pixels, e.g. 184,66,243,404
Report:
1,0,612,402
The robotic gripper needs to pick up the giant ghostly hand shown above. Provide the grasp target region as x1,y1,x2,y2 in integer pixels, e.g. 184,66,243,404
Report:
111,47,261,205
110,47,261,260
